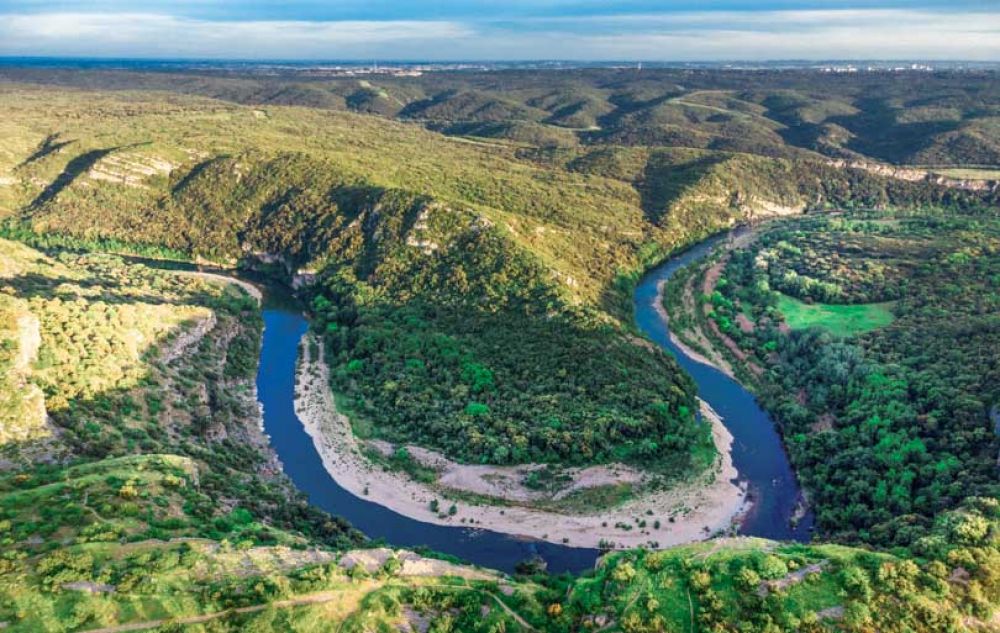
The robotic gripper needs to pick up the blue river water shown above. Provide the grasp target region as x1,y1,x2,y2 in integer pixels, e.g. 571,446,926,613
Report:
256,292,600,574
255,234,811,574
632,235,814,541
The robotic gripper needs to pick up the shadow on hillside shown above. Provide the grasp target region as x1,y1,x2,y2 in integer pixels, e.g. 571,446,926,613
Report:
29,148,118,209
170,155,227,194
0,341,363,551
29,142,150,209
637,152,726,226
829,98,962,162
18,133,76,168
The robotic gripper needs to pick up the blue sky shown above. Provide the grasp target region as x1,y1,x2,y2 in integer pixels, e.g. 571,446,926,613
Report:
0,1,997,60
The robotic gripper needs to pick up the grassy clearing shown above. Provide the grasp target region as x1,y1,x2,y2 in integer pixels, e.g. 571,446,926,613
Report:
776,293,894,336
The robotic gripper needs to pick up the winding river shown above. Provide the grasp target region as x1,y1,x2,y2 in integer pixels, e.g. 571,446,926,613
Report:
632,235,814,541
254,232,812,574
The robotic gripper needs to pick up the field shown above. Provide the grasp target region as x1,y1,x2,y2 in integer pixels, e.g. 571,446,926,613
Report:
775,294,895,336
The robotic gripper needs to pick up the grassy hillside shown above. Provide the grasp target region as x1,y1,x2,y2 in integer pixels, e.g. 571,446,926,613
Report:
4,457,996,632
74,499,993,633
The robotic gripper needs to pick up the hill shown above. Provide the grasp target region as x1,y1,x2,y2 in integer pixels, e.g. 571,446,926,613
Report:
0,240,995,632
1,86,992,475
4,67,1000,166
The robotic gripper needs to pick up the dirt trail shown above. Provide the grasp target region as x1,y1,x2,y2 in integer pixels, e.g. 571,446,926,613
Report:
80,579,533,633
180,271,262,304
757,561,827,597
486,592,536,631
80,586,376,633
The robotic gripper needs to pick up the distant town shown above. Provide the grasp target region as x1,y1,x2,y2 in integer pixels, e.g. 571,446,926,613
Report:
1,56,998,77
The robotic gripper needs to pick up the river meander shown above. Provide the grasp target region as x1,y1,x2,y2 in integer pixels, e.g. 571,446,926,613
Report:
252,233,812,574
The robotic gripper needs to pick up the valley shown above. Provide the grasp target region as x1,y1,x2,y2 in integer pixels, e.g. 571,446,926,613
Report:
0,66,996,632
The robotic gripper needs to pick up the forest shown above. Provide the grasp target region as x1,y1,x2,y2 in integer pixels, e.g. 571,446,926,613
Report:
4,66,1000,166
306,205,707,469
669,213,1000,547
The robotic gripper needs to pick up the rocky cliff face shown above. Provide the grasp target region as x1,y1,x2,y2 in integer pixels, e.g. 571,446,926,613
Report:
829,159,1000,193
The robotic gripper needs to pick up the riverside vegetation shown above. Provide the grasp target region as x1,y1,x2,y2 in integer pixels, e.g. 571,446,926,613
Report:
0,68,997,631
663,213,999,547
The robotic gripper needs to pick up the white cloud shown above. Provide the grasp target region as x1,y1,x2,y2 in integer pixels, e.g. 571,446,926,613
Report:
0,13,473,58
510,10,1000,60
0,9,997,60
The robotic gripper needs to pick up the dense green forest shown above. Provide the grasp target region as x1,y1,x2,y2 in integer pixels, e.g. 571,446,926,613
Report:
305,203,707,468
670,213,1000,547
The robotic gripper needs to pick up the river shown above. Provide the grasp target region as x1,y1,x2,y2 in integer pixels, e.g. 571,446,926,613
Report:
632,234,814,541
254,233,812,574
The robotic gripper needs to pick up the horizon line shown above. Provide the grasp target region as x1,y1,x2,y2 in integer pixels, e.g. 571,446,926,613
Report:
1,55,998,65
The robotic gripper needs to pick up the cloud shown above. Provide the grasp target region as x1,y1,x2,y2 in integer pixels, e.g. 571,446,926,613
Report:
0,8,997,60
478,9,1000,60
0,13,472,58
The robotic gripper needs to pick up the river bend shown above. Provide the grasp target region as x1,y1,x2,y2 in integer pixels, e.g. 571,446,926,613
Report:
255,233,812,574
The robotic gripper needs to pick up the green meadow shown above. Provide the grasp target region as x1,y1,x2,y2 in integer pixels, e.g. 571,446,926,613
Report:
776,294,895,337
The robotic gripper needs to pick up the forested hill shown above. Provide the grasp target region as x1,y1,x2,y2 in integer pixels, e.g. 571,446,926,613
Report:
0,83,997,471
1,85,995,470
3,67,1000,166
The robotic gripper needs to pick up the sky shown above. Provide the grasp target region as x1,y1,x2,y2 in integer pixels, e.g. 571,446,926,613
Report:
0,1,998,61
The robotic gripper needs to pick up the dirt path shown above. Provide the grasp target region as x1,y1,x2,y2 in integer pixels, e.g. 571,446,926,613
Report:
80,581,539,633
80,587,373,633
486,592,536,631
757,561,827,597
180,271,262,304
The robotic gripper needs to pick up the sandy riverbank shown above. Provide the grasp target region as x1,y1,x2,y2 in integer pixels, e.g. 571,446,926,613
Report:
293,334,747,550
652,226,763,381
654,278,737,380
